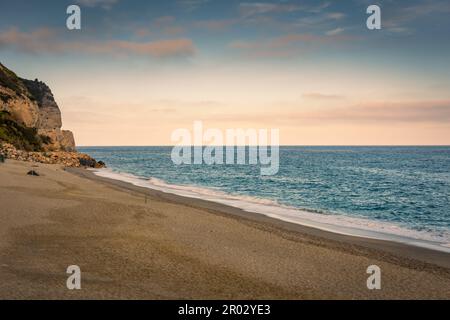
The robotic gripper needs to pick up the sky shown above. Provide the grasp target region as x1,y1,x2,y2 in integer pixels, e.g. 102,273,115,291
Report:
0,0,450,146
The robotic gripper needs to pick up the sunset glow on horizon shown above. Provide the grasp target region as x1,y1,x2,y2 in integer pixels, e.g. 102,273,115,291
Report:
1,0,449,146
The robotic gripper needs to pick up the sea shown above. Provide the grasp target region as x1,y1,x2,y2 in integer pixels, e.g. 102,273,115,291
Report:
78,146,450,252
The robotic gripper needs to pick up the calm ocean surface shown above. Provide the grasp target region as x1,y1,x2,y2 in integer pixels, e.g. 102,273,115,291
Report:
79,146,450,247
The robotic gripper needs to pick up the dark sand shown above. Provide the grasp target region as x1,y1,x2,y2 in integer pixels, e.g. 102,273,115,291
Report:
0,160,449,299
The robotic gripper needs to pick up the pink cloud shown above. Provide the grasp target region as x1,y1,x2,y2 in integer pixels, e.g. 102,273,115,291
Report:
0,28,196,58
303,93,345,100
105,39,195,57
203,100,450,125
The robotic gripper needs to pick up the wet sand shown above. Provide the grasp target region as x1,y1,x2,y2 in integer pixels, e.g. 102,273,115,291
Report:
0,159,449,299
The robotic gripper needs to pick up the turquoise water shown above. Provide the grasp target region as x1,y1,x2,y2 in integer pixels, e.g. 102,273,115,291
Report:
79,146,450,245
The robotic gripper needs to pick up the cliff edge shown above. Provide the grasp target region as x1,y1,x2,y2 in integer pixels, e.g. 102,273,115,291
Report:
0,63,104,168
0,62,75,152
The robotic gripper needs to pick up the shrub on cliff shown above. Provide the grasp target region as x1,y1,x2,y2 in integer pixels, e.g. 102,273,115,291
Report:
0,92,12,103
0,63,24,96
0,110,51,151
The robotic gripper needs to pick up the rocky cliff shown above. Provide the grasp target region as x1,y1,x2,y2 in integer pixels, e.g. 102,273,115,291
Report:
0,62,76,151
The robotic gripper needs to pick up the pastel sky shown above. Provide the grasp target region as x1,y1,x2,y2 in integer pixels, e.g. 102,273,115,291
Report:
1,0,450,145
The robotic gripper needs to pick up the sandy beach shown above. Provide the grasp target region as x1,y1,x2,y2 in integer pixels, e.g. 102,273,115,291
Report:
0,159,449,299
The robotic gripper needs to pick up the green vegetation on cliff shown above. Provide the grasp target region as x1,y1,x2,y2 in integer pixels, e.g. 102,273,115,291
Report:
0,110,50,151
0,63,39,103
0,63,24,96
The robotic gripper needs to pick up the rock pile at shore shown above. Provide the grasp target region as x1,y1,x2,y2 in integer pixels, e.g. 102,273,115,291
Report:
0,142,105,168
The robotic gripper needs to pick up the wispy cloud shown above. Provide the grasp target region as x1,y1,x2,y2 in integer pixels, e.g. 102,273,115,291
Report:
203,100,450,125
133,16,186,38
303,93,345,100
76,0,118,10
238,2,302,17
325,27,344,36
194,19,238,31
176,0,210,11
0,28,196,58
238,1,332,18
293,11,346,29
230,33,353,57
311,100,450,124
192,3,344,34
383,0,450,33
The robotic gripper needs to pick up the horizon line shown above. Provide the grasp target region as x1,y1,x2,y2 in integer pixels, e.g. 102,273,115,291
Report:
76,144,450,147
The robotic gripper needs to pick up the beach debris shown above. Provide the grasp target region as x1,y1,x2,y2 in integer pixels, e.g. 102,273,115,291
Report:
0,153,5,163
27,170,40,176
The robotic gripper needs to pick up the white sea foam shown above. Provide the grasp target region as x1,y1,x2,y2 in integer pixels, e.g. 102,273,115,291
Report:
91,168,450,253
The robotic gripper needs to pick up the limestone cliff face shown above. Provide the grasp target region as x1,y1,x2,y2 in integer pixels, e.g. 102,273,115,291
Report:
0,63,76,151
0,66,39,127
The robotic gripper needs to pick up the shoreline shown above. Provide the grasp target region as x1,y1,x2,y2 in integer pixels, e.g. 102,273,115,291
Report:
70,167,450,269
89,167,450,254
1,159,449,299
